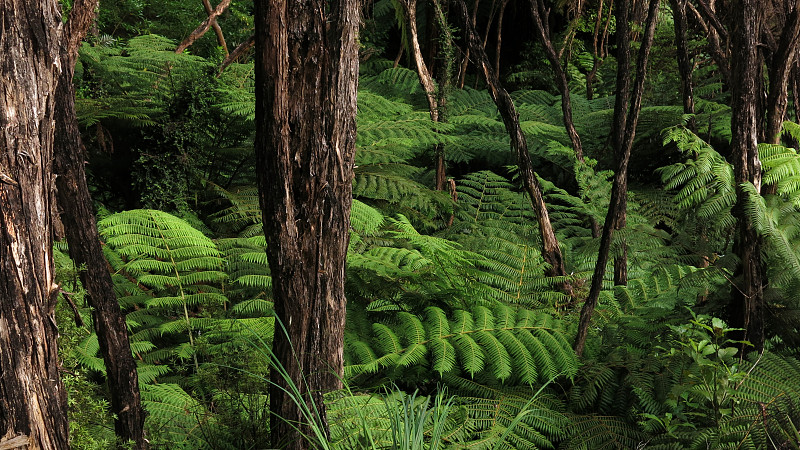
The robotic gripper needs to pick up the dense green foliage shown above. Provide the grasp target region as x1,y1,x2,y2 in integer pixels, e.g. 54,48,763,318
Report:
51,2,800,449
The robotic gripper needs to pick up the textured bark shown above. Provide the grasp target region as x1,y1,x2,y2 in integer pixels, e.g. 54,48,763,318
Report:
54,3,149,446
574,0,660,356
528,0,584,161
728,0,765,352
670,0,696,131
0,2,70,449
253,0,359,447
175,0,232,54
453,0,571,292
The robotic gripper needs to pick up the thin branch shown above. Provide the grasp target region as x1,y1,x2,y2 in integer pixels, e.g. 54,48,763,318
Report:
176,0,232,54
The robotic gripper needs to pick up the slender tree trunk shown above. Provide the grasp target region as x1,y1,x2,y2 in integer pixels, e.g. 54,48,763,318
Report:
53,3,149,447
201,0,229,56
764,5,800,145
0,2,70,449
574,0,660,356
176,0,232,54
458,0,481,88
528,0,584,162
453,0,571,294
397,0,448,190
253,0,359,447
494,0,510,76
218,34,255,74
670,0,696,131
728,0,766,352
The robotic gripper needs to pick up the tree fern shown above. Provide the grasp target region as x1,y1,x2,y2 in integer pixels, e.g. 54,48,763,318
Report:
345,304,578,385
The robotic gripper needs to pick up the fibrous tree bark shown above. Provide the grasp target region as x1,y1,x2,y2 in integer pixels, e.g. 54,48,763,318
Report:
0,1,70,449
728,0,766,352
574,0,660,356
453,0,572,294
54,1,149,448
253,0,359,448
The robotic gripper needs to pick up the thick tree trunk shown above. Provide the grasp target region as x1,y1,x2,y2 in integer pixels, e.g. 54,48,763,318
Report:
670,0,696,131
253,0,359,448
54,4,149,444
728,0,766,352
528,0,584,162
574,0,659,356
0,2,70,449
453,0,571,293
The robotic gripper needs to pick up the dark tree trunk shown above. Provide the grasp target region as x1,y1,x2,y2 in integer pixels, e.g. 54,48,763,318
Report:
574,0,660,356
728,0,766,352
0,2,70,449
528,0,584,162
253,0,359,447
53,3,149,447
764,4,800,145
670,0,696,131
453,0,571,294
494,0,510,76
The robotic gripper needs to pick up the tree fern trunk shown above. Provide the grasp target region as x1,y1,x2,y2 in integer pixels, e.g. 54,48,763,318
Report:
452,0,571,294
54,3,149,446
0,2,70,448
254,0,359,447
728,0,766,352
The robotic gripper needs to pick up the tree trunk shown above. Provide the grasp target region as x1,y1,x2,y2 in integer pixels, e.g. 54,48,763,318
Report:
728,0,765,352
457,0,481,88
764,4,800,145
0,2,70,449
528,0,585,162
494,0,510,76
669,0,696,131
253,0,359,447
54,3,149,446
201,0,229,56
574,0,660,356
397,0,449,190
452,0,571,294
176,0,232,54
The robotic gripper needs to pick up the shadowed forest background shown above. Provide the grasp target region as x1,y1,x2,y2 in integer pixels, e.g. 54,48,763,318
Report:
16,0,800,448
